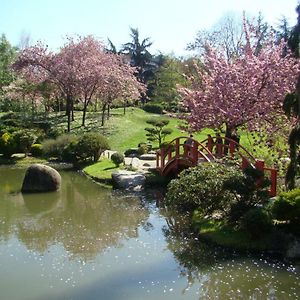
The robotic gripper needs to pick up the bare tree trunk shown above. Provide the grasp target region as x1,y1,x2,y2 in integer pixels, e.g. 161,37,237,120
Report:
71,100,74,121
66,95,72,132
101,103,107,126
107,103,110,120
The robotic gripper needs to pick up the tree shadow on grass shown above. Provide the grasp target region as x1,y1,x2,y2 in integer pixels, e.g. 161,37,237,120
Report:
104,166,118,171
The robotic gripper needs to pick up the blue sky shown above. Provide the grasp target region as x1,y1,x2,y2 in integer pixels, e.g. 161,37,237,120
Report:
0,0,299,56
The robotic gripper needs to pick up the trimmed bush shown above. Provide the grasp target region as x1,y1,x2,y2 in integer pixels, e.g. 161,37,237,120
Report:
165,163,242,216
75,132,110,162
13,129,38,155
42,134,78,161
271,188,300,225
0,132,17,158
111,152,124,166
124,148,139,157
143,103,163,114
240,207,272,239
30,144,43,157
137,143,149,155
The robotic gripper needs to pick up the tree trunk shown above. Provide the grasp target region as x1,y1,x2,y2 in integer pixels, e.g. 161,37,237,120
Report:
107,103,110,120
66,95,72,132
224,124,233,155
82,106,87,127
71,100,74,121
101,103,107,126
94,98,98,112
123,101,127,115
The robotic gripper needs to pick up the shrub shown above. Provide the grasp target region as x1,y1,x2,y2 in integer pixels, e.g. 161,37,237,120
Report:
111,152,124,166
143,103,163,114
0,132,17,158
13,129,38,155
124,148,139,157
75,132,110,162
240,207,272,239
160,141,175,152
137,143,149,155
223,166,271,224
165,163,242,216
271,188,300,225
30,144,43,157
42,134,78,160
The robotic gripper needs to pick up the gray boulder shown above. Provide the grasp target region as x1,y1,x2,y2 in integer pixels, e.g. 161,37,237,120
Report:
111,170,146,191
286,239,300,259
22,164,61,193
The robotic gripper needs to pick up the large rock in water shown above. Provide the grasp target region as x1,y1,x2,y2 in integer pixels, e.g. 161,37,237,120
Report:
111,170,146,191
21,164,61,193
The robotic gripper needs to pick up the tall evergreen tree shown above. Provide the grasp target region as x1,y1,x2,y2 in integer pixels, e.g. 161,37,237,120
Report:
121,28,154,84
284,4,300,189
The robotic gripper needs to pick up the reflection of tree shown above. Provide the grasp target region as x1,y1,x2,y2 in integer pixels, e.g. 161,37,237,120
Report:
162,210,300,299
0,168,149,260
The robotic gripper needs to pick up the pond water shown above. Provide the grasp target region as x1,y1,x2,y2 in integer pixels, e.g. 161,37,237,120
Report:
0,167,299,300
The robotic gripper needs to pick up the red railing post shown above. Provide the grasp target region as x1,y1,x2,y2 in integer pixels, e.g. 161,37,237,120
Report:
229,141,235,157
175,138,180,158
161,148,165,169
168,149,172,160
207,135,213,152
268,168,277,197
255,160,265,188
241,156,249,170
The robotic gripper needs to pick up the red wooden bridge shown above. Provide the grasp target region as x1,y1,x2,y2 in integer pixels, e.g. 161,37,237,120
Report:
156,135,278,197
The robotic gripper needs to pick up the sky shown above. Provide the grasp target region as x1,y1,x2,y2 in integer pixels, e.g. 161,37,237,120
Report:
0,0,299,56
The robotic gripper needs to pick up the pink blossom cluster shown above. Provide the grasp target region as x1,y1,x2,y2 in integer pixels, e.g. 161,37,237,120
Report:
12,35,145,107
180,20,300,132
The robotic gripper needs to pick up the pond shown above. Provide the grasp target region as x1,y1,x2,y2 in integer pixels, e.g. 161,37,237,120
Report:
0,167,299,300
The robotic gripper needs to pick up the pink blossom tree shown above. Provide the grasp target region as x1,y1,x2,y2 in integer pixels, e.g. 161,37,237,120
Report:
13,36,144,131
180,18,300,139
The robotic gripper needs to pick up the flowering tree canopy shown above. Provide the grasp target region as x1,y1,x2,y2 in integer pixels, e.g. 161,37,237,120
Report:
180,18,300,136
12,36,145,131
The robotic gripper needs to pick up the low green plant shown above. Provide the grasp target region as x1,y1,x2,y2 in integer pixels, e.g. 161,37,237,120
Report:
75,132,110,162
124,148,139,157
143,103,163,114
271,188,300,225
223,166,271,225
42,134,78,161
13,129,38,155
240,207,272,239
111,152,124,166
30,143,43,157
0,132,16,158
165,163,241,216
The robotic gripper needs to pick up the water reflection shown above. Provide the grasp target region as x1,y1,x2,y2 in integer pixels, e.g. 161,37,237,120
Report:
0,168,149,260
162,209,300,299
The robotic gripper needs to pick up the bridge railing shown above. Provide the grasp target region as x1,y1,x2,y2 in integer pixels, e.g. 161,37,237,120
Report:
201,136,278,196
156,136,215,171
156,135,278,197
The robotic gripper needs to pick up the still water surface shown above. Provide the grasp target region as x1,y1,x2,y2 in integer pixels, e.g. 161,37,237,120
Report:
0,167,299,300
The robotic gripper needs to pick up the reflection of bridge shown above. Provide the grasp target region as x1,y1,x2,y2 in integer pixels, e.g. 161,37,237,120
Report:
156,136,278,197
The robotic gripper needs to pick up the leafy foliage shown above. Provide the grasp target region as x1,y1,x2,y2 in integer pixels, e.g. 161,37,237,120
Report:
111,152,124,166
75,132,110,163
240,207,272,239
165,163,241,215
271,188,300,225
145,118,172,147
0,132,16,158
30,143,43,157
42,134,78,161
143,103,163,114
